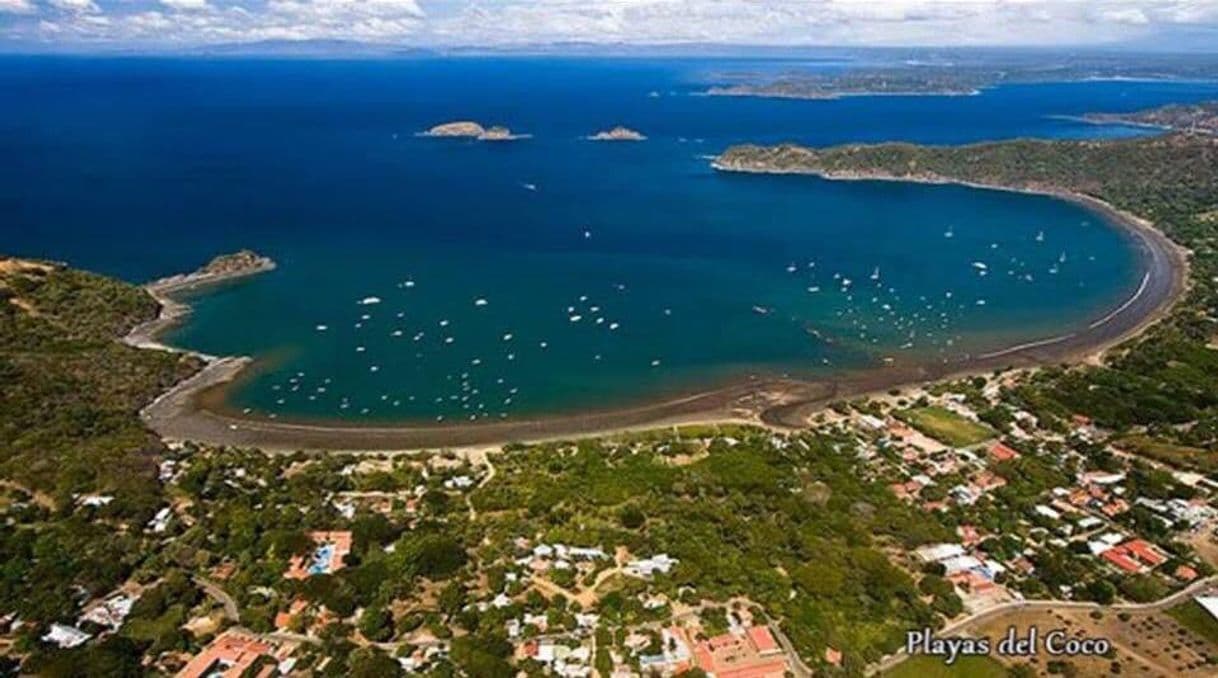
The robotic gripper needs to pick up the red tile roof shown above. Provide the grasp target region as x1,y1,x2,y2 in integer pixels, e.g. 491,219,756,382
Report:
988,442,1020,462
179,632,273,678
1124,539,1167,567
747,626,779,654
1101,549,1142,574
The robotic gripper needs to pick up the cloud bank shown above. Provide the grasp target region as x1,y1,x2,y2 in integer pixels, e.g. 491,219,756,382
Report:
2,0,1217,49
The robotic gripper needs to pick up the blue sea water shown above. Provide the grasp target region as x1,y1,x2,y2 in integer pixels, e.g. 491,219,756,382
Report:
2,57,1216,422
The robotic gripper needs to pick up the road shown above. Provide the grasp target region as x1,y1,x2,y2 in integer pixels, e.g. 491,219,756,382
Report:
193,575,239,621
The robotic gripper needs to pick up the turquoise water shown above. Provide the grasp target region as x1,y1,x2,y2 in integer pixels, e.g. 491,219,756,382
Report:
3,58,1215,422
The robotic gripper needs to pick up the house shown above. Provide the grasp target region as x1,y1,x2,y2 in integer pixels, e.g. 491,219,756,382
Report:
691,625,788,678
624,554,678,578
915,543,966,563
42,624,91,649
179,632,276,678
988,442,1020,463
1123,539,1168,567
973,471,1007,491
1097,539,1168,574
824,647,843,667
79,591,138,631
284,531,352,579
1101,549,1142,574
957,525,981,547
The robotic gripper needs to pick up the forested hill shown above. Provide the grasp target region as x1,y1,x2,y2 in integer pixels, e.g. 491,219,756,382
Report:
718,134,1218,458
0,258,200,516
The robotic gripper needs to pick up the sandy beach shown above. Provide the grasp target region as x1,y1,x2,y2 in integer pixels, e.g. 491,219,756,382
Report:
136,171,1188,452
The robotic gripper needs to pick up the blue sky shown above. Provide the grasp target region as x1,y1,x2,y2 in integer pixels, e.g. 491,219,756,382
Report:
2,0,1217,50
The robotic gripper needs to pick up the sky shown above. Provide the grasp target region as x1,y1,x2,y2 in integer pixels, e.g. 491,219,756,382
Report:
1,0,1217,51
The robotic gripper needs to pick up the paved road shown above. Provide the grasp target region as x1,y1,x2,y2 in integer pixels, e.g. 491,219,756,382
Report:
193,575,239,621
868,576,1217,675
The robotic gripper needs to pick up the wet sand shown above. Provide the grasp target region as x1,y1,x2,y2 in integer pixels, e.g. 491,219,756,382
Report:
137,173,1188,452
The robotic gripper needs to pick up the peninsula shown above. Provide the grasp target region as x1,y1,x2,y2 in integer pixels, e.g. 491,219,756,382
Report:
1083,100,1218,135
125,250,275,352
587,126,647,141
705,75,983,100
420,120,530,141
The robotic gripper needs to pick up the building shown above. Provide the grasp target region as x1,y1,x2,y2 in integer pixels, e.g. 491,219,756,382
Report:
691,625,788,678
178,632,277,678
41,624,91,649
284,531,352,579
624,554,678,578
988,442,1021,463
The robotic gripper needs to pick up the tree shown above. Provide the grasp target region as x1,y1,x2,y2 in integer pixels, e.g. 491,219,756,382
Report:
348,647,402,678
358,605,393,643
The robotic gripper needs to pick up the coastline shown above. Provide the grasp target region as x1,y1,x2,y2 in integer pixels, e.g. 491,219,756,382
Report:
700,87,984,101
135,171,1188,452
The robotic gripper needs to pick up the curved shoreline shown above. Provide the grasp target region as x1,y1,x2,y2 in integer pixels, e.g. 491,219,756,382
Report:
138,174,1188,452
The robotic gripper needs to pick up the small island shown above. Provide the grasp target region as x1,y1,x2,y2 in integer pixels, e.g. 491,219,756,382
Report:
419,120,530,141
587,126,647,141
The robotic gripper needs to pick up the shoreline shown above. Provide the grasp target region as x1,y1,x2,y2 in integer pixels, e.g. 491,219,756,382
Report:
136,172,1188,452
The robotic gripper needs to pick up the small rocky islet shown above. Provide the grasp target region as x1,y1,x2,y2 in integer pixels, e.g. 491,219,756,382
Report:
587,126,647,141
421,121,529,141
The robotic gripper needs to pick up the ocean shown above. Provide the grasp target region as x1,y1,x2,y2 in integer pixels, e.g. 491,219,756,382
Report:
3,56,1216,422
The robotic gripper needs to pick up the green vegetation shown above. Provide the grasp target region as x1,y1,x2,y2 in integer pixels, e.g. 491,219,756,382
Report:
0,258,200,623
1168,600,1218,646
883,654,1009,678
896,407,995,447
1116,436,1218,474
476,430,952,668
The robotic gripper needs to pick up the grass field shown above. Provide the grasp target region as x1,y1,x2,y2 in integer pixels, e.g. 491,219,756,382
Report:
883,654,1009,678
896,407,995,447
1117,435,1218,474
1167,600,1218,645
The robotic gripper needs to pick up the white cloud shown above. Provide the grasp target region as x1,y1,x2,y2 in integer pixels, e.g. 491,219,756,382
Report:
1098,7,1152,24
159,0,212,13
0,0,35,14
3,0,1217,48
46,0,100,13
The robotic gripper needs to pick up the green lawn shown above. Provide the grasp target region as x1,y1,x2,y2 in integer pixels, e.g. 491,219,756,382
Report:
1117,436,1218,474
1167,600,1218,645
884,654,1008,678
896,407,995,447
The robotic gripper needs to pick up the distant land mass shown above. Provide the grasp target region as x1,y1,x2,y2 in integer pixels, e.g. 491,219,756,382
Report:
703,53,1218,101
1084,100,1218,135
706,74,984,100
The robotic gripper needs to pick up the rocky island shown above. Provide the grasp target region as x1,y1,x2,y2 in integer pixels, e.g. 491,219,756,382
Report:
587,126,647,141
420,120,530,141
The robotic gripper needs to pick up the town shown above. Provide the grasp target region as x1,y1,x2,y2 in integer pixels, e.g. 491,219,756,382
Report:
6,365,1218,677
